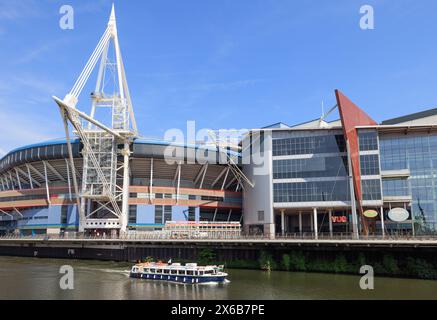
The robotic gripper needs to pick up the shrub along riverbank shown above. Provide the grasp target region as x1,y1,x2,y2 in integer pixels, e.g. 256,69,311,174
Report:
193,248,437,280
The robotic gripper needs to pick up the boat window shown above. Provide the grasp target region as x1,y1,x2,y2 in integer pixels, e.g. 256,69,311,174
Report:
187,270,193,276
164,269,169,274
171,269,177,275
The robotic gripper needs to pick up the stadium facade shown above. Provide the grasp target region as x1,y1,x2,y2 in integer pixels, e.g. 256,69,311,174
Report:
1,7,437,239
0,138,243,236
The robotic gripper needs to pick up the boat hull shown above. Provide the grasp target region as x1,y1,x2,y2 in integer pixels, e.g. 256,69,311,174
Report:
130,272,227,284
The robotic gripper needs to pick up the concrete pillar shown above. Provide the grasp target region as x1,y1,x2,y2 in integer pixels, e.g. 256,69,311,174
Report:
280,209,285,236
298,211,302,235
313,208,318,240
328,209,333,237
405,202,415,237
264,223,275,240
380,207,385,238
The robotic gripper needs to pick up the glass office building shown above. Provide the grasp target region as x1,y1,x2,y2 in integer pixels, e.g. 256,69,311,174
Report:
243,90,437,238
379,133,437,233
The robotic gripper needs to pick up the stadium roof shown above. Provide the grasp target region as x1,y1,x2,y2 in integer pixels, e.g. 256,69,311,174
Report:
381,107,437,125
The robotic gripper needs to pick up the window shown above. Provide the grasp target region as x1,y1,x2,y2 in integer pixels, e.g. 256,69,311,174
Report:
383,178,410,197
360,154,380,176
61,206,68,225
273,156,348,179
361,179,382,200
272,134,345,156
379,136,408,171
273,180,350,203
129,205,137,224
200,196,224,202
359,131,378,151
34,216,48,220
164,206,172,222
188,207,196,221
155,206,163,224
257,210,264,222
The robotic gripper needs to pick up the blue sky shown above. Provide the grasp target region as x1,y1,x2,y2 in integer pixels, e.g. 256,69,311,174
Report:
1,0,437,155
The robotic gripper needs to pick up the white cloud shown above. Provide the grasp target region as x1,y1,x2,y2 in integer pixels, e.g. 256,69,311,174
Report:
0,108,59,155
0,72,68,155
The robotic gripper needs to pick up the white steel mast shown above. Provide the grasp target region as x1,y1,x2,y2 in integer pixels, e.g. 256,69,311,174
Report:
53,4,136,234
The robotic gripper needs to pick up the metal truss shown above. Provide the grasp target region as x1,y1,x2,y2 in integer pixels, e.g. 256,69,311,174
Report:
52,5,136,233
208,130,254,190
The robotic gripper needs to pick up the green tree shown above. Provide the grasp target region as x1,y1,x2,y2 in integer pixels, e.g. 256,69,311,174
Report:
289,251,306,271
382,254,400,275
333,254,349,273
281,254,291,271
258,251,277,271
198,249,216,265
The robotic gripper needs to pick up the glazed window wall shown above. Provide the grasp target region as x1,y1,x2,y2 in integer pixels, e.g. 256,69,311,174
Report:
360,154,380,176
199,208,242,222
382,178,410,197
272,134,346,156
129,205,137,224
61,206,68,224
359,131,378,151
380,137,409,171
361,179,382,200
154,206,163,224
380,133,437,231
273,181,350,203
273,156,348,179
164,206,172,222
188,207,196,221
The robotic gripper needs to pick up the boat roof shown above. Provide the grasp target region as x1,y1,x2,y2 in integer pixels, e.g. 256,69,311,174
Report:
134,262,218,270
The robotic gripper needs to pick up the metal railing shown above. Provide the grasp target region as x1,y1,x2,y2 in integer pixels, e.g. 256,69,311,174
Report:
1,231,437,242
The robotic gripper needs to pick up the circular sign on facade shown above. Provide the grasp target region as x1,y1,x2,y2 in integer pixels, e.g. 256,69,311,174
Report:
363,209,378,218
388,208,409,222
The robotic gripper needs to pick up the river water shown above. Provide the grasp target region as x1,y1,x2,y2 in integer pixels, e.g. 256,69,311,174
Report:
0,256,436,300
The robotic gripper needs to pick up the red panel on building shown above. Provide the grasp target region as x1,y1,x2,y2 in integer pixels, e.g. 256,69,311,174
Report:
335,90,377,215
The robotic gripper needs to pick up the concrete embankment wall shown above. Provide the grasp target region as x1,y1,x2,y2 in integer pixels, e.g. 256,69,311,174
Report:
0,240,262,261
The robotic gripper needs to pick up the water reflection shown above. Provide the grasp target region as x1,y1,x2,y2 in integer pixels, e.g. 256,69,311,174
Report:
0,257,436,300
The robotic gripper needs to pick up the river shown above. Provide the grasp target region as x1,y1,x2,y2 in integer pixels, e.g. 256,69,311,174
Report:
0,256,436,300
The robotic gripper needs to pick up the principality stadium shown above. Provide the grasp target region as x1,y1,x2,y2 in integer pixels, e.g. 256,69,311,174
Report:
0,6,244,237
0,136,244,236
